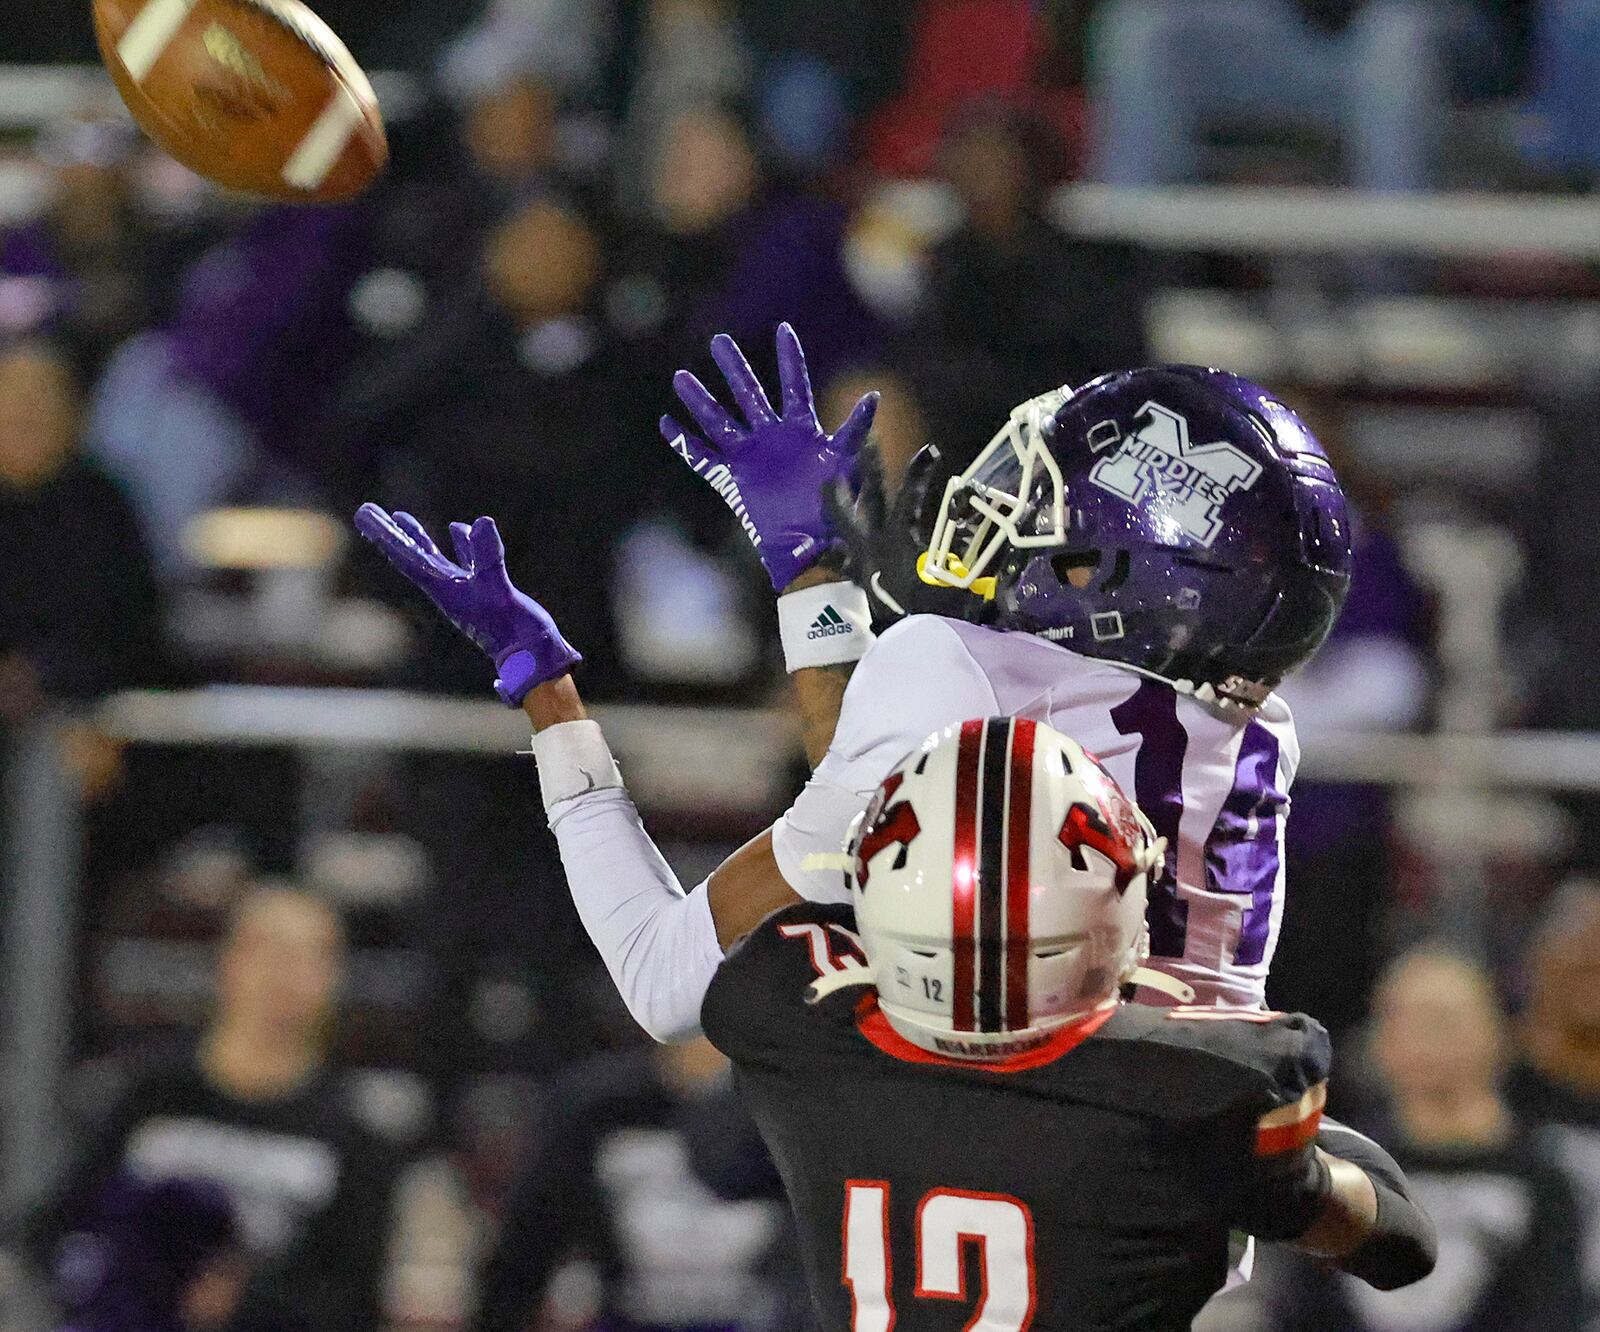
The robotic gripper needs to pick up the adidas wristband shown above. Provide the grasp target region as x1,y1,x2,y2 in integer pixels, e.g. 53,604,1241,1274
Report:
777,581,875,673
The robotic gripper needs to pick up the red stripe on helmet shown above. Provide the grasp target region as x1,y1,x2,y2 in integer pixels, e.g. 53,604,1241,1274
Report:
1004,718,1036,1030
951,719,984,1032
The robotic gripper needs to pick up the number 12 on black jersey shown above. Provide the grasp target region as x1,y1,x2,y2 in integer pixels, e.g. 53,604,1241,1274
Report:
843,1181,1038,1331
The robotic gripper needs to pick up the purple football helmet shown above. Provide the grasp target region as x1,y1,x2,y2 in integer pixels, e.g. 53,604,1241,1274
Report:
922,366,1352,700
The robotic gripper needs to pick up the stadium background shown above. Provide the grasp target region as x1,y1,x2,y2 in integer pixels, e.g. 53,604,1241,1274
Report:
1,0,1598,1329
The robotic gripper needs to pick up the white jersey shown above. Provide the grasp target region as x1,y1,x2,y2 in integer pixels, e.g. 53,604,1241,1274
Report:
771,615,1300,1009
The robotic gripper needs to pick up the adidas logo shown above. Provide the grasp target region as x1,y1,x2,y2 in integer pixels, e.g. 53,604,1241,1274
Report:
807,606,854,640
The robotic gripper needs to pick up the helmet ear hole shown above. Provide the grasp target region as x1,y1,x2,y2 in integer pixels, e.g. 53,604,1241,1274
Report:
1051,550,1100,588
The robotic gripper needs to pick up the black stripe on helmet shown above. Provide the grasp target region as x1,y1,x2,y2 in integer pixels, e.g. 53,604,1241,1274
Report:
977,716,1012,1032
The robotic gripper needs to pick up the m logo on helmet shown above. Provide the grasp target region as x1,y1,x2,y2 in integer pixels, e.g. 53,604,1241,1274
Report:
1087,402,1263,547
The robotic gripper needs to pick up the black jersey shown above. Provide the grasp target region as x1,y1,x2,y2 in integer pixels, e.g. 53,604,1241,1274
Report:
701,903,1333,1332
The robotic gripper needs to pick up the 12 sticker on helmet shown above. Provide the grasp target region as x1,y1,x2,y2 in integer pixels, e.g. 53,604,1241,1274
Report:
848,716,1167,1061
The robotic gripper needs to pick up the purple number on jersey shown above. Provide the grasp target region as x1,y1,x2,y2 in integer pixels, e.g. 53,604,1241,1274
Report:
1205,724,1285,967
1112,683,1285,965
1110,683,1188,958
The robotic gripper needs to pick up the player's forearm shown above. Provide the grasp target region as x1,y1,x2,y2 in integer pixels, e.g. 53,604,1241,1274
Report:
780,563,870,768
1306,1131,1438,1290
522,674,587,731
792,664,852,768
523,677,723,1042
1293,1151,1377,1258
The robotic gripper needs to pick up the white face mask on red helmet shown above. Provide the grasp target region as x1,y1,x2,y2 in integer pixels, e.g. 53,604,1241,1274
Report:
847,717,1166,1061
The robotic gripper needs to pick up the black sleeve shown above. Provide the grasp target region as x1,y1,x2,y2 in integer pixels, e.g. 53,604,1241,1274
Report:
1183,1011,1332,1242
1315,1117,1410,1195
700,902,866,1068
1312,1118,1436,1292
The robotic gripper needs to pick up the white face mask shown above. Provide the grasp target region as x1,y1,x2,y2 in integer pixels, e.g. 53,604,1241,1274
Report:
922,388,1071,595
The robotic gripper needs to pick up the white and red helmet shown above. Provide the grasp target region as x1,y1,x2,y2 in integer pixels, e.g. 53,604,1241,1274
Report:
847,717,1165,1060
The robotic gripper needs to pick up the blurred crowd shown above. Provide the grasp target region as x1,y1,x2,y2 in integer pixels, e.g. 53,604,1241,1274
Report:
3,1,1600,1330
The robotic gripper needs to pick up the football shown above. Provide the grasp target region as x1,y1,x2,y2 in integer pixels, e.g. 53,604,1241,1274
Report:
93,0,387,202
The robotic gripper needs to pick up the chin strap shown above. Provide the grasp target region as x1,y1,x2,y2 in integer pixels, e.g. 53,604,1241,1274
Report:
1176,679,1265,719
1128,968,1197,1004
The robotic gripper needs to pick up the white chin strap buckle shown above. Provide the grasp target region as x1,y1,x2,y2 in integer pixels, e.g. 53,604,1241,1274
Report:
1128,968,1197,1004
805,961,873,1005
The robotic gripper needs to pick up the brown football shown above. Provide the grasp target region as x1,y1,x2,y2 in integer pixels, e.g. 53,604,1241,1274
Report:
94,0,386,202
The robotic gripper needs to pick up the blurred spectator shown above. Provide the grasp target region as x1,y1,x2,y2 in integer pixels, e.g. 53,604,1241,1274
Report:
471,1038,800,1332
739,0,914,138
52,1176,241,1332
614,0,752,213
0,120,158,380
1270,948,1583,1331
908,99,1152,462
615,100,879,390
87,206,369,576
1518,0,1600,179
27,887,400,1332
460,77,565,196
1088,0,1501,190
438,0,613,105
1511,880,1600,1328
0,338,164,723
863,0,1078,177
338,196,642,690
1270,393,1429,1036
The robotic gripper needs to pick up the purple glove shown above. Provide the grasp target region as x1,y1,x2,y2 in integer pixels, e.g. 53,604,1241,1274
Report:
353,504,581,705
661,323,879,591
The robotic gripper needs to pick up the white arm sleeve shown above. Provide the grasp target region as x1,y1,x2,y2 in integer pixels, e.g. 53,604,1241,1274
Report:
771,617,1000,901
535,721,726,1043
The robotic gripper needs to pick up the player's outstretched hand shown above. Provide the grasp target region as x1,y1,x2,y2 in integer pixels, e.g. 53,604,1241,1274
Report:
354,504,581,705
661,322,878,591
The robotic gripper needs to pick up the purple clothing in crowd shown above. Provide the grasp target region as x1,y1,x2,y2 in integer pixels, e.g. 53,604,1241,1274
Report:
699,194,878,387
165,205,369,466
1285,520,1429,860
54,1175,235,1332
0,222,70,333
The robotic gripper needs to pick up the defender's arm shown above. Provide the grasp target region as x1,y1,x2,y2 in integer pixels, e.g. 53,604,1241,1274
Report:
1243,1091,1436,1290
1298,1122,1438,1290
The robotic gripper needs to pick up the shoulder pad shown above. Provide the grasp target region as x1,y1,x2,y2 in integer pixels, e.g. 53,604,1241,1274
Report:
1077,1005,1330,1124
703,903,867,1061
